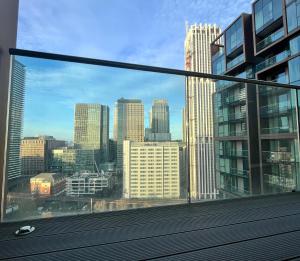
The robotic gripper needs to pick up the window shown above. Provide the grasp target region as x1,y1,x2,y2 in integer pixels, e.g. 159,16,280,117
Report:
289,56,300,85
286,0,300,32
255,0,282,32
290,35,300,55
225,17,243,55
288,56,300,85
212,54,225,75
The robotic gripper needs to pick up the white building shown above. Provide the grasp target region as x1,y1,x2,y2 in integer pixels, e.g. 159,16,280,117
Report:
185,23,221,200
123,141,184,199
66,171,112,196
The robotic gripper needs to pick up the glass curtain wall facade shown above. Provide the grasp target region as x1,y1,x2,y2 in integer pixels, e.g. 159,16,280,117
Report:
212,0,300,196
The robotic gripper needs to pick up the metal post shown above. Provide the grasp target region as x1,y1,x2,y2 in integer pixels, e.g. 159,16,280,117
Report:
186,76,191,204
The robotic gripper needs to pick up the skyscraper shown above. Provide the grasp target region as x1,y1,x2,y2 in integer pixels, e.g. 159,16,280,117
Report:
74,104,109,164
146,99,171,141
185,23,221,200
113,98,144,168
6,58,25,180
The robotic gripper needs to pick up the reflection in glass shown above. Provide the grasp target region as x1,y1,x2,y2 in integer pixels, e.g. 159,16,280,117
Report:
5,55,187,221
255,0,282,32
286,0,300,33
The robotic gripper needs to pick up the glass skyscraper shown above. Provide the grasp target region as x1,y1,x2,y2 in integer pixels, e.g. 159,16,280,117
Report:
146,99,171,141
74,103,109,166
113,98,144,169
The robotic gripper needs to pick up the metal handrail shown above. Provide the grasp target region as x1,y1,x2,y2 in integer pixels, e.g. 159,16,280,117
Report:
9,48,300,90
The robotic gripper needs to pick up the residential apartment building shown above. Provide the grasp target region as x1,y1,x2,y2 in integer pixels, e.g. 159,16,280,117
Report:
211,0,300,196
113,98,144,169
21,136,65,176
6,58,25,180
74,103,109,164
145,99,171,141
123,141,184,199
184,23,221,200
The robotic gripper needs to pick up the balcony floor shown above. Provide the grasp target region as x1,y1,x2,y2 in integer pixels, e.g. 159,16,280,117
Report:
0,192,300,260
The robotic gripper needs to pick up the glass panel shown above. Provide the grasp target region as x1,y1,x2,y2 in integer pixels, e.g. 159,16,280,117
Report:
5,55,187,221
286,0,300,33
212,80,249,198
227,53,244,70
289,56,300,85
290,35,300,56
256,27,284,52
225,17,243,55
255,0,263,31
256,50,291,72
212,53,226,75
255,0,282,32
4,53,300,222
258,85,299,193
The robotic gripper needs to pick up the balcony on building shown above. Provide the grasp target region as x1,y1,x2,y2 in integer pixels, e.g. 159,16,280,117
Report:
253,0,285,55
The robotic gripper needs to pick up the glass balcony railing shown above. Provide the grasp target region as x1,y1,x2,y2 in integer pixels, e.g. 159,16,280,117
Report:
260,104,292,116
227,53,244,70
260,126,295,134
220,150,248,158
218,167,249,178
256,50,291,72
218,111,246,122
1,48,299,223
224,92,246,104
256,28,284,52
262,151,296,163
263,173,296,191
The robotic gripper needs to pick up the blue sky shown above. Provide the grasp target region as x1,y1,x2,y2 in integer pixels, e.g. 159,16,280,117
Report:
17,0,251,141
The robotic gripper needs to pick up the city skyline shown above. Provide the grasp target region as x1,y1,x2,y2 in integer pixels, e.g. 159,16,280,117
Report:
20,56,185,142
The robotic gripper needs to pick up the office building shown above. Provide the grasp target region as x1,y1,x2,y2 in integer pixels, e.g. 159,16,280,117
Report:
21,136,65,176
113,98,144,168
6,58,25,180
74,103,109,164
146,99,171,141
211,0,300,196
51,147,95,174
123,141,184,199
185,23,221,200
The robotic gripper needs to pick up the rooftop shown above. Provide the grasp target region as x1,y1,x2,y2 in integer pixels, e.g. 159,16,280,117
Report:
0,192,299,260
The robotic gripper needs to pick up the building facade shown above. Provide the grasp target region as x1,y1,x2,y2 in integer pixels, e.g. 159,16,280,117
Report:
51,147,95,174
74,103,109,164
123,141,184,199
66,172,112,196
185,23,221,200
113,98,144,169
21,136,65,177
6,58,25,181
146,99,171,141
30,172,66,196
211,0,300,196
